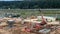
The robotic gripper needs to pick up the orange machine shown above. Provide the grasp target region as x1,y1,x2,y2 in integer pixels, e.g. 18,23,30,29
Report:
33,9,47,30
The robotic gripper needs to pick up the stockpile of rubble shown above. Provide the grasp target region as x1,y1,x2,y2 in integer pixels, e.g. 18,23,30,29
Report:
0,15,60,34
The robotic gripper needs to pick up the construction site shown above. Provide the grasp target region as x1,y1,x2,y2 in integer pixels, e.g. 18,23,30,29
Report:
0,9,60,34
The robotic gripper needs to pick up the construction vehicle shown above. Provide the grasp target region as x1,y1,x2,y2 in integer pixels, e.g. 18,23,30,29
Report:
32,9,47,31
23,9,47,32
23,9,60,34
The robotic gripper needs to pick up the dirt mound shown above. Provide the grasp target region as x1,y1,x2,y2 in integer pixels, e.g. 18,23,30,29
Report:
0,29,11,34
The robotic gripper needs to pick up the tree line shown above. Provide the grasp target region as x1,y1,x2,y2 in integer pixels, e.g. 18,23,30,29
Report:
0,0,60,9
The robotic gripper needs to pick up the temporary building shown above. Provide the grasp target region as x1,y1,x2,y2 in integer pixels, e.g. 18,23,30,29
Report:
37,16,56,22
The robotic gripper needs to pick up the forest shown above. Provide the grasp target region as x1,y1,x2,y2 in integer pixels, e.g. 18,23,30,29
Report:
0,0,60,9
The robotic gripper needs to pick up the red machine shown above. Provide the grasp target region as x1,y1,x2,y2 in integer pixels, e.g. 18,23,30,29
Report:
24,9,47,32
33,9,47,30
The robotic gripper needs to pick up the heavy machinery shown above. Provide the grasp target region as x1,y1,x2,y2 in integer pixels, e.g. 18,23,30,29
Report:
22,9,47,32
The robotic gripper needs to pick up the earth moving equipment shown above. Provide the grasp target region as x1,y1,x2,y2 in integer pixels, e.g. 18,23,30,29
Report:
31,9,47,30
22,9,47,33
39,9,47,25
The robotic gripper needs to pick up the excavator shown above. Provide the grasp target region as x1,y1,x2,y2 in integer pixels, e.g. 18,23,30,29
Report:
39,9,47,25
22,9,47,32
33,9,47,30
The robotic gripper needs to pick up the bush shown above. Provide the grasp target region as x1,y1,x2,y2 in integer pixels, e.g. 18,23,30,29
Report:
56,18,60,20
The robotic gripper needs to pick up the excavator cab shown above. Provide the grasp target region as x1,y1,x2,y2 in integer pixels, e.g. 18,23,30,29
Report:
40,21,47,25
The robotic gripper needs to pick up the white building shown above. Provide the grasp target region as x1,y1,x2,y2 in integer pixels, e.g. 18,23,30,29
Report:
37,16,56,22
